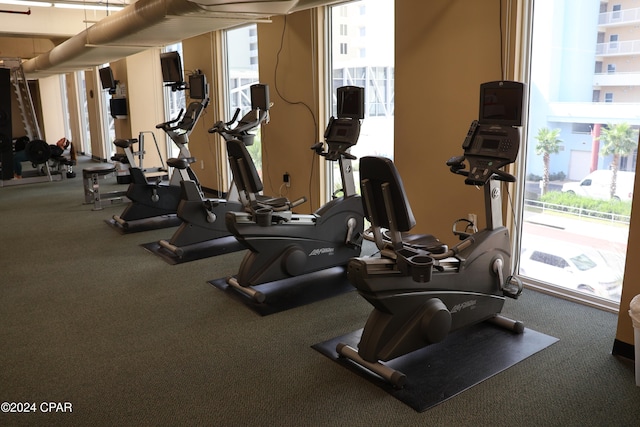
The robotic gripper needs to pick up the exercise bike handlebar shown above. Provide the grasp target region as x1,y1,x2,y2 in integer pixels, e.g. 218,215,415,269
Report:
156,108,185,130
311,142,357,161
208,108,264,137
446,155,516,184
208,108,242,134
233,110,267,134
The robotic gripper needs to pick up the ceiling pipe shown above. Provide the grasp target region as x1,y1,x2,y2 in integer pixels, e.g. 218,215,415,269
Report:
20,0,345,78
0,7,30,14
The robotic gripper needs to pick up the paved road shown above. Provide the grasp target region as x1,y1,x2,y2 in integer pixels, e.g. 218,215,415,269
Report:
521,211,628,274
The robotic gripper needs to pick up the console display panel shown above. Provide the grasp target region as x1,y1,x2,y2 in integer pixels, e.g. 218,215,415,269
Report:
188,73,207,100
478,81,524,126
337,86,365,120
250,84,270,111
160,51,183,84
99,66,115,90
109,98,127,119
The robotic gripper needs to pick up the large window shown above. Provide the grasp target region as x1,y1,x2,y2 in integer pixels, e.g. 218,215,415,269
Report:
224,24,261,173
100,80,116,160
517,0,637,310
328,0,394,196
76,70,91,155
164,43,186,159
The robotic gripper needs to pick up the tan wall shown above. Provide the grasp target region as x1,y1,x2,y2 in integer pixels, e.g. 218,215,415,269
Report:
257,11,325,213
64,72,82,150
394,1,510,245
181,33,227,193
85,69,105,160
110,59,132,144
0,37,55,59
617,152,640,345
38,75,66,143
111,49,167,169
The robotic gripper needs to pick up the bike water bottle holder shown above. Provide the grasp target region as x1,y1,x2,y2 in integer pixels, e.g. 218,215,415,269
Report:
396,247,434,283
255,207,273,227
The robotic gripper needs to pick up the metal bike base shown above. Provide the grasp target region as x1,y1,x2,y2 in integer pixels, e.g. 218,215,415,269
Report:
141,236,245,265
208,266,354,316
104,216,182,234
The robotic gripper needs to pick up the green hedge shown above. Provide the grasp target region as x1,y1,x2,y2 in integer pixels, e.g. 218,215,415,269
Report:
539,191,631,220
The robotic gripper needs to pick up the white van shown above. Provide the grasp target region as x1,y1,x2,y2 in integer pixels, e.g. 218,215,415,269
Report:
561,169,635,201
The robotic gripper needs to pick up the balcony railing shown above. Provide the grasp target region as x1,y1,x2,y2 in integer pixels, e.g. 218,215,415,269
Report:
593,72,640,87
599,8,640,26
596,39,640,56
525,199,630,225
546,102,640,124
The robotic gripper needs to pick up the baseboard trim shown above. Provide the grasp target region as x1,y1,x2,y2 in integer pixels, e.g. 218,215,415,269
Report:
612,339,635,360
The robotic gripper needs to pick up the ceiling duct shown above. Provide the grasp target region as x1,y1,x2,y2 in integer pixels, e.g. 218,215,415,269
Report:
21,0,343,78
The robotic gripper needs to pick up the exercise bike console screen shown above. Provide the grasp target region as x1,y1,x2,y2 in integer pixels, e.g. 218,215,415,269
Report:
460,81,525,185
478,80,524,127
337,86,365,120
250,84,270,111
188,73,208,100
326,118,360,145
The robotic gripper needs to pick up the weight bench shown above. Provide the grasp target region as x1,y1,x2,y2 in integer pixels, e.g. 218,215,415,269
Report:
83,164,126,210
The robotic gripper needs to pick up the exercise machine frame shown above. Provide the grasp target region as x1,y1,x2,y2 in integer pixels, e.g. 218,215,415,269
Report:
336,81,526,388
223,86,366,304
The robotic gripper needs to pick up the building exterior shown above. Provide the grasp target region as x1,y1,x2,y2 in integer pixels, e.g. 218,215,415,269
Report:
526,0,639,181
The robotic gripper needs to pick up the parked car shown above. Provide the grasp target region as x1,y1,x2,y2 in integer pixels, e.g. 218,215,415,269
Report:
561,169,635,201
519,243,622,299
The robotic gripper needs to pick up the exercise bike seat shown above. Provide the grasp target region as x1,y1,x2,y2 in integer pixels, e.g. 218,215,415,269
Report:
360,156,446,255
113,138,137,149
384,230,447,254
167,157,196,170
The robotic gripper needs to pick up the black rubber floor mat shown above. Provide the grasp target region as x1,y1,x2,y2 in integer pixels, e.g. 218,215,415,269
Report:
209,266,354,316
312,323,558,412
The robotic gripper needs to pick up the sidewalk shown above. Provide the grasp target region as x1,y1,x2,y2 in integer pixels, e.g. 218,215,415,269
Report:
523,212,629,246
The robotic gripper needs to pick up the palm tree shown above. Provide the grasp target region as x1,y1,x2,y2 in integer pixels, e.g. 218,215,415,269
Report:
599,122,638,199
534,127,562,195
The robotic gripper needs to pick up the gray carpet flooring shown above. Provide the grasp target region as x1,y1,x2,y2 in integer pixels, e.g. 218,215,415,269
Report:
1,159,639,426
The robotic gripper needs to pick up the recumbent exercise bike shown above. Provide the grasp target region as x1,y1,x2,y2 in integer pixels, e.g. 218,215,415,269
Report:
337,81,526,388
223,86,366,303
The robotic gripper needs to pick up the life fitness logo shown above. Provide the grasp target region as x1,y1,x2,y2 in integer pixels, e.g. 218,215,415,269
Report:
491,187,500,200
309,247,335,256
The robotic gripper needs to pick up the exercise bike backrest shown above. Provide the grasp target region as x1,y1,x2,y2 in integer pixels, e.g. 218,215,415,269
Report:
360,156,416,235
226,138,264,196
226,138,305,213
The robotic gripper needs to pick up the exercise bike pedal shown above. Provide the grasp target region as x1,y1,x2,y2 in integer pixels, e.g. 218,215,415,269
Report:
502,275,523,299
